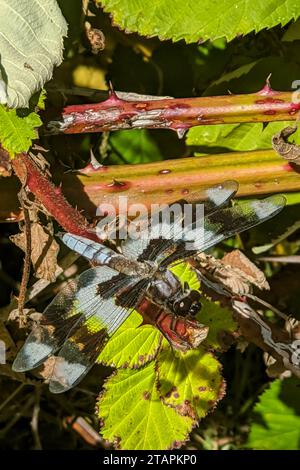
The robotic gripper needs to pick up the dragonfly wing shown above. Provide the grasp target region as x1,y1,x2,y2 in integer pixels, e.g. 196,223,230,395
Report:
160,195,286,266
49,279,149,393
12,266,126,372
176,180,238,214
121,181,238,261
194,194,286,251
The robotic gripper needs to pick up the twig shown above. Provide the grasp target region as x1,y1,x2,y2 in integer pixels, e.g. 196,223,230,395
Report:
17,191,31,327
0,395,35,438
0,383,25,413
0,252,78,321
30,388,42,450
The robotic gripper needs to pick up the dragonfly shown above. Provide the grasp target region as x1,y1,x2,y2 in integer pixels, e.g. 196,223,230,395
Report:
12,181,286,393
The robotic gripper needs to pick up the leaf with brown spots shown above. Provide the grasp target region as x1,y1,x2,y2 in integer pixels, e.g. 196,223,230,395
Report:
157,346,225,420
97,363,194,449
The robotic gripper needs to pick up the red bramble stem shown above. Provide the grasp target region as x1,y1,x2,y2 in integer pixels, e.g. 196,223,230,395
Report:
47,86,300,136
12,153,99,241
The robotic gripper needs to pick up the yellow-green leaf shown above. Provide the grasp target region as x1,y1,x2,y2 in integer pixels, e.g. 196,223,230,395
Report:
98,311,161,368
157,346,224,420
170,262,200,291
97,362,194,450
99,1,300,44
199,298,237,350
0,105,42,157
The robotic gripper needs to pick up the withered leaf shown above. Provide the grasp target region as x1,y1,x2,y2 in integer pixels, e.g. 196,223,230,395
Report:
37,356,56,381
221,250,269,291
85,21,105,54
196,250,269,296
8,308,42,325
11,221,59,282
272,125,300,164
0,145,12,177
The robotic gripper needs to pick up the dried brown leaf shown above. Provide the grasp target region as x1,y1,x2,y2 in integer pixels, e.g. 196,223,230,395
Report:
196,250,269,296
85,21,105,54
37,356,56,381
8,308,42,324
221,250,269,291
11,221,59,282
272,125,300,164
0,145,12,177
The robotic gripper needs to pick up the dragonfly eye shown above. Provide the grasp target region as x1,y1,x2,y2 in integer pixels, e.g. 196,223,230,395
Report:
189,300,202,316
173,297,189,315
172,290,202,316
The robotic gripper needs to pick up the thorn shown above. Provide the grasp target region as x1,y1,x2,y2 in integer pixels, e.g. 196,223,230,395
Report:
89,149,102,170
258,74,276,96
266,73,272,88
176,128,187,139
107,80,119,102
54,185,62,195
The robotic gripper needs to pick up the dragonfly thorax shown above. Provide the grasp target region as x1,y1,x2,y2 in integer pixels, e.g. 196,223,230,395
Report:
148,270,202,317
109,256,158,278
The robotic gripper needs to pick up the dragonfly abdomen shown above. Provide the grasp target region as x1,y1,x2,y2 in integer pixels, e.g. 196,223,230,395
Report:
59,233,117,265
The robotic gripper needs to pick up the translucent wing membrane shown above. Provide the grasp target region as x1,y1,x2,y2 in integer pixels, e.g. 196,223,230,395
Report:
160,195,286,267
12,267,118,371
49,277,148,393
13,266,146,392
121,180,238,261
191,194,286,251
49,281,147,393
176,180,238,214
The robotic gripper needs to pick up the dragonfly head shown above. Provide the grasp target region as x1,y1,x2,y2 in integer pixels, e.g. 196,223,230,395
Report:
172,284,202,317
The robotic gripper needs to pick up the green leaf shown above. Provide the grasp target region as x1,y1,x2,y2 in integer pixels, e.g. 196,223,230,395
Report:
37,90,47,111
157,346,224,420
0,105,42,156
109,129,163,164
282,18,300,41
205,56,300,96
97,311,161,368
247,377,300,450
187,121,300,154
0,0,67,108
98,0,300,43
199,298,237,350
170,262,200,291
97,362,194,450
